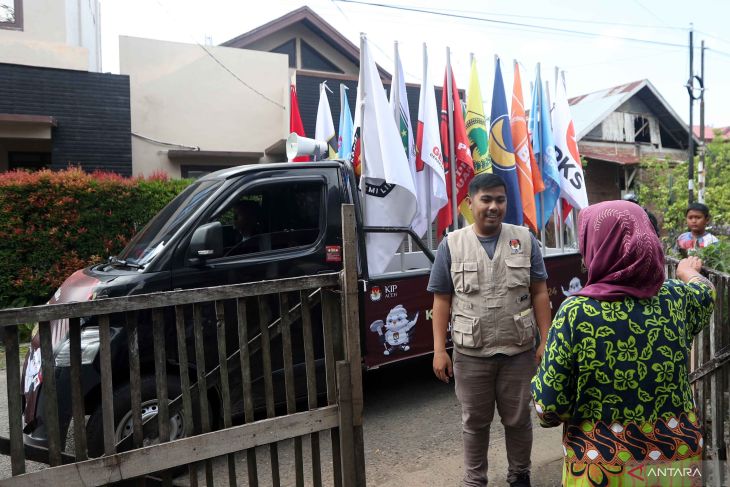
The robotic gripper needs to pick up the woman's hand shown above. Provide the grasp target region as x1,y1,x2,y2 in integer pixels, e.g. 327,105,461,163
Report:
677,255,703,283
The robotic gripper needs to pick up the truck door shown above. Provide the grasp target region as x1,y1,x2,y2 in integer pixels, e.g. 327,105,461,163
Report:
170,169,342,407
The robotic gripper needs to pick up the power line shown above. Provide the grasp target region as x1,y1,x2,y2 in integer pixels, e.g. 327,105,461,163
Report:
152,0,285,110
334,0,692,49
399,4,686,31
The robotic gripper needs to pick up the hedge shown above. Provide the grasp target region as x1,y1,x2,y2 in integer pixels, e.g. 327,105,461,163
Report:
0,168,192,309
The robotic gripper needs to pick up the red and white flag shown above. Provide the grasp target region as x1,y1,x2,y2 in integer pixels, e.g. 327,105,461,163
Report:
552,71,588,213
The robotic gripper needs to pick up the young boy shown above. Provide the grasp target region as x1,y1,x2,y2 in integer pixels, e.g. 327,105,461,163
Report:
676,202,719,252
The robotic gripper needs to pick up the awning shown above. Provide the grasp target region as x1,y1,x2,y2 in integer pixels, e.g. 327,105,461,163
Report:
579,145,640,165
0,113,57,139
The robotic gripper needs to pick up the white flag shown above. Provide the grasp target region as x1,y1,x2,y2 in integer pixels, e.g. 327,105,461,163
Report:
389,44,419,235
315,81,338,159
552,72,588,210
415,45,447,238
358,35,417,275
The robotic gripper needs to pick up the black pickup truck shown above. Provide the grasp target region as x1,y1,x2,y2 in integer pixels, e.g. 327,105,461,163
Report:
21,160,585,454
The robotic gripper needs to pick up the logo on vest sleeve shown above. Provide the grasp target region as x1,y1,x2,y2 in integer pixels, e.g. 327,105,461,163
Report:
509,239,521,253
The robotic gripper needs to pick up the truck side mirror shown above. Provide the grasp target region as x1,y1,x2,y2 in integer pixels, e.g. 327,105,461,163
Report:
188,222,223,264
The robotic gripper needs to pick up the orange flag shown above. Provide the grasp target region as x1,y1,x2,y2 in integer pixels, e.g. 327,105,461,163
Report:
510,62,543,232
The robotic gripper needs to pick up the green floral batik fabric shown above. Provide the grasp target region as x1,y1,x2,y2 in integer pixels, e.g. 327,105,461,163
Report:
532,279,715,487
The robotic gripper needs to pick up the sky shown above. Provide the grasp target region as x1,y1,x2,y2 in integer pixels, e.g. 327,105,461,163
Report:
100,0,730,127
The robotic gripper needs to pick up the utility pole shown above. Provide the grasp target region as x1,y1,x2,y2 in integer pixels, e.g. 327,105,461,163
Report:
698,40,706,203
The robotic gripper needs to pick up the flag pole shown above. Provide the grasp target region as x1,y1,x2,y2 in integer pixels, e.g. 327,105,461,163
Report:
535,63,546,249
424,43,434,252
393,41,407,271
545,79,563,251
554,65,566,252
446,47,458,232
563,70,581,247
359,33,367,223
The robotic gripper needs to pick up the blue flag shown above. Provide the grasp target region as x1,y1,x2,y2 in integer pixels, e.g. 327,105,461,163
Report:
338,84,354,160
529,67,561,230
488,57,522,225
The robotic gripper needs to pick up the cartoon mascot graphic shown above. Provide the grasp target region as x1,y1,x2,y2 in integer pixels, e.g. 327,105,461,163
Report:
562,277,583,297
369,304,419,356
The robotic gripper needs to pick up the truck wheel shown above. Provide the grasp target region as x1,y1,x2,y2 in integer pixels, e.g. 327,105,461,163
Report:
86,375,187,457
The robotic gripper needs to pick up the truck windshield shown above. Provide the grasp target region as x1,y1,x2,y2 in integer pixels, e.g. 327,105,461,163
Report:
116,180,222,266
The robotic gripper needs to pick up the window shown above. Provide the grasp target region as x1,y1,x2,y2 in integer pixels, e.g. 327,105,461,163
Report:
8,152,50,171
300,40,343,73
213,180,324,258
634,115,651,143
0,0,23,30
271,39,296,68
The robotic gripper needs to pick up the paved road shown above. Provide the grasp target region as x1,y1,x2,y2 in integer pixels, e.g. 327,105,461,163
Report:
0,354,564,486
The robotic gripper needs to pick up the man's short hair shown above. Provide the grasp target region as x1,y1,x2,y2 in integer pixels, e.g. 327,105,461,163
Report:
468,173,506,196
686,202,710,217
233,199,260,214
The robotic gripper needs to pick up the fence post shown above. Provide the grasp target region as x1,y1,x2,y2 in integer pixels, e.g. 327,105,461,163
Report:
340,204,366,487
336,360,356,486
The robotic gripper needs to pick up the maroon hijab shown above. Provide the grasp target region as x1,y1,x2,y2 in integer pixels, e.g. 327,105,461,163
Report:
575,200,664,301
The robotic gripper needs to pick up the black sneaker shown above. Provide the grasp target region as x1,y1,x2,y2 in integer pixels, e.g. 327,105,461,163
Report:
509,472,531,487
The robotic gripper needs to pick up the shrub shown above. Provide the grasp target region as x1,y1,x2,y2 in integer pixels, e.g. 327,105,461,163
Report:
0,168,191,309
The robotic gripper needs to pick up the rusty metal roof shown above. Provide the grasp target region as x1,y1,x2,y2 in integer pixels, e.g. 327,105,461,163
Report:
568,79,695,149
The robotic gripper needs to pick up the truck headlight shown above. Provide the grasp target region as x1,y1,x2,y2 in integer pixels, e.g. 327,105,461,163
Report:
54,326,101,367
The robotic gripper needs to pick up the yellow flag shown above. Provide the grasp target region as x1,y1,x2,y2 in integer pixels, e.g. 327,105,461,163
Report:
460,58,491,223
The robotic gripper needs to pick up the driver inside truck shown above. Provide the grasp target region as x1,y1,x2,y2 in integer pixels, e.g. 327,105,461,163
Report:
225,199,270,255
232,199,262,240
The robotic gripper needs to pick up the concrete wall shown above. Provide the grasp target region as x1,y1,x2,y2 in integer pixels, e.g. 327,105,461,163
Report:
0,0,101,71
120,36,290,178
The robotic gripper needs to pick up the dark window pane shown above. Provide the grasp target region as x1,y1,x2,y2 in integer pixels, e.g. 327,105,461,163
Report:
271,39,296,68
213,180,325,257
8,151,50,171
300,40,342,73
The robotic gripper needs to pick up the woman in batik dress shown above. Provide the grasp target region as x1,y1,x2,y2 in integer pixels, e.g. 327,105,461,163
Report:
532,200,715,487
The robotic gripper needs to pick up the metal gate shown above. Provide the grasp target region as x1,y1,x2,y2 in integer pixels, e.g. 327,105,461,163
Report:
667,257,729,486
0,205,365,486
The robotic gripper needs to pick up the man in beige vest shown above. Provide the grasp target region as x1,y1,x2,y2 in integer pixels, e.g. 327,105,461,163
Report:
428,173,551,487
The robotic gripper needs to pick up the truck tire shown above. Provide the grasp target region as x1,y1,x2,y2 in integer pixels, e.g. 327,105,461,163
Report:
86,375,188,457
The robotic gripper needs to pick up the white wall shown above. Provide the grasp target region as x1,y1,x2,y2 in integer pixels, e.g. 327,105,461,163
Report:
0,0,101,71
120,36,290,177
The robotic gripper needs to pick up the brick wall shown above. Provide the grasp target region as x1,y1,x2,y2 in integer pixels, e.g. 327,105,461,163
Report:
0,63,132,175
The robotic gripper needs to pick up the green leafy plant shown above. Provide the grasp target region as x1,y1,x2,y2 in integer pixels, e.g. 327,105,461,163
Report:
0,168,191,309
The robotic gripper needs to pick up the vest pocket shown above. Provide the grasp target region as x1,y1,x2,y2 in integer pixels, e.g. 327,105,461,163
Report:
452,314,482,348
505,255,531,288
514,309,536,346
451,261,480,293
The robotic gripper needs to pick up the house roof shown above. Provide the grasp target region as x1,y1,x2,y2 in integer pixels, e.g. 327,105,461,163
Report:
693,125,730,141
568,79,695,147
221,6,391,80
